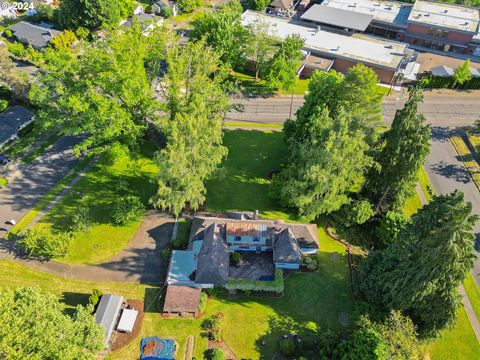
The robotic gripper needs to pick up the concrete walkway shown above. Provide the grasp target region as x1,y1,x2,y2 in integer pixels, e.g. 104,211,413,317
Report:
416,179,480,342
0,213,173,284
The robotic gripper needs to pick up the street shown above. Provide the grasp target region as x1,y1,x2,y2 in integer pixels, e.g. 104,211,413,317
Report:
227,91,480,127
0,136,80,235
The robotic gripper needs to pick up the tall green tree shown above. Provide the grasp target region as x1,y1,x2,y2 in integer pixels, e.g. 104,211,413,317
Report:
274,108,372,221
191,0,247,69
0,287,103,359
366,87,431,214
264,34,304,91
0,49,30,103
359,191,477,336
246,19,275,80
453,59,472,86
151,41,229,215
245,0,270,11
58,0,135,30
30,26,165,153
177,0,203,12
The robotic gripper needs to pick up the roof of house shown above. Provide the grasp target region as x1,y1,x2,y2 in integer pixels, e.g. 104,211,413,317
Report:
195,224,230,285
166,249,197,284
122,13,162,29
95,294,124,347
9,21,61,48
0,106,34,146
321,0,412,27
408,0,480,33
286,224,319,249
269,0,294,10
163,285,202,313
301,4,374,31
226,222,267,238
273,228,302,264
241,10,408,70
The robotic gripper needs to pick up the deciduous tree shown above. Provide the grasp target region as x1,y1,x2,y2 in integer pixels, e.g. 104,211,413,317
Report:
359,191,477,336
246,19,275,80
453,59,472,86
0,287,103,359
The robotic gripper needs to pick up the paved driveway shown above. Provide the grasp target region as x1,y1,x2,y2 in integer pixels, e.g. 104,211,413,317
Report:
0,136,80,232
425,128,480,288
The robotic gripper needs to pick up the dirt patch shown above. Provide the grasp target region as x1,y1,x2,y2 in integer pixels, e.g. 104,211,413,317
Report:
208,340,237,360
110,300,145,352
184,335,195,360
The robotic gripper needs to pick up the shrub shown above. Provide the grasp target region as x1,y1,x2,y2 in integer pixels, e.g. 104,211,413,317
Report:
161,248,172,260
112,194,145,225
75,27,89,39
71,203,92,232
4,29,12,38
280,337,296,357
203,314,224,340
18,227,72,260
198,292,208,313
100,143,128,166
205,348,225,360
231,251,241,265
160,6,173,17
88,289,103,308
7,42,27,58
177,0,202,12
302,255,319,271
50,30,78,51
26,45,44,65
0,99,8,112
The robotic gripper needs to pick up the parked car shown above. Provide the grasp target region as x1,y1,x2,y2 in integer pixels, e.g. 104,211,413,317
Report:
0,155,10,166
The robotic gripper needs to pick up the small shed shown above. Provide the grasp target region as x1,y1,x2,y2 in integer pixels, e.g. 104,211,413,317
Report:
95,294,124,348
163,285,202,315
117,308,138,333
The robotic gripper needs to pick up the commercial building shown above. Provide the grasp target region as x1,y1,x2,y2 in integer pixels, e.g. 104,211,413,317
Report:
312,0,480,55
241,10,418,83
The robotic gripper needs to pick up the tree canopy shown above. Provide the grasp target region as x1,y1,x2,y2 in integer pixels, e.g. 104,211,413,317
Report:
366,87,431,214
191,0,247,69
151,40,229,215
359,191,477,336
0,287,103,359
453,59,472,86
58,0,136,30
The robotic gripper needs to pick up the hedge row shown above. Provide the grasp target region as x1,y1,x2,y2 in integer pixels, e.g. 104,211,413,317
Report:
420,75,480,90
225,269,284,293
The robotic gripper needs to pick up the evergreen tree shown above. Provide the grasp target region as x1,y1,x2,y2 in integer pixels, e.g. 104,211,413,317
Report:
359,191,477,336
151,41,229,215
274,108,371,221
366,87,431,214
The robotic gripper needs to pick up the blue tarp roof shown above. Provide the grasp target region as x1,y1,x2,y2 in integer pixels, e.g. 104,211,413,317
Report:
140,337,175,360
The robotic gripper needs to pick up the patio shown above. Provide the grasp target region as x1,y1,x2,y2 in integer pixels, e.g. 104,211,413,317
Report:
228,251,275,281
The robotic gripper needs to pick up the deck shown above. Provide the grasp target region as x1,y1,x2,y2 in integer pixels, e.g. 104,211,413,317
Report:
228,251,275,280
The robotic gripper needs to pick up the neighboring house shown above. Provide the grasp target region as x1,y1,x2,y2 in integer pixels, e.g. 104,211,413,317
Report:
268,0,294,14
120,13,163,35
166,216,319,289
8,21,61,49
0,106,34,148
314,0,480,56
0,1,17,19
151,0,178,17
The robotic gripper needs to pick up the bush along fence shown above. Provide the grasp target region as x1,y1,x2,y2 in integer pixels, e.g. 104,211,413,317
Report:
225,269,284,294
419,75,480,90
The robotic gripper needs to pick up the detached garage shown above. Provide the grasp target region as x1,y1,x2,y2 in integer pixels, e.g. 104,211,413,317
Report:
95,294,124,348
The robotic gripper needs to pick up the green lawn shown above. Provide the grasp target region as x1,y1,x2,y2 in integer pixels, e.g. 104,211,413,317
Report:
464,272,480,321
34,142,159,264
224,121,283,129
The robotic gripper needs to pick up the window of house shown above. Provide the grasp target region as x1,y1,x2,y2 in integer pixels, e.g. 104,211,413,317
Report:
234,236,241,242
253,236,260,242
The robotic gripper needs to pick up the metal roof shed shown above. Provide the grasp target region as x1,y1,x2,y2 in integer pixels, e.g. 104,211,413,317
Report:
117,308,138,333
301,4,374,31
95,294,124,348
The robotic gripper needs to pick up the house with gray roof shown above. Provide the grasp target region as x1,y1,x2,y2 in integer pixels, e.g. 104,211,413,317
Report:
0,106,34,148
8,21,61,49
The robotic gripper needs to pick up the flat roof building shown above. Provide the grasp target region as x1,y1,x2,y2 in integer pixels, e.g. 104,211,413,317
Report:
241,10,415,83
301,5,374,32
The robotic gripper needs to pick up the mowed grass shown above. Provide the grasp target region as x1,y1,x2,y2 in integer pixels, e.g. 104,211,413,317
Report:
464,272,480,320
451,135,480,188
35,142,159,264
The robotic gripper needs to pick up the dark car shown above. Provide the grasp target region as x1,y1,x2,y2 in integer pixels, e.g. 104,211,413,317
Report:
0,155,10,166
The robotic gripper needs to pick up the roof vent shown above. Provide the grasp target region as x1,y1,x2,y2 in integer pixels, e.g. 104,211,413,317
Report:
444,9,448,13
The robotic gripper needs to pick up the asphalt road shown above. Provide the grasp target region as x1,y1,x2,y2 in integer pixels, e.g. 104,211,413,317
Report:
425,128,480,288
226,92,480,127
0,136,80,234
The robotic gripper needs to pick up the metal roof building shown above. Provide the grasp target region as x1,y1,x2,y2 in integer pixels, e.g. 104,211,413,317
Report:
95,294,124,348
301,4,375,32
